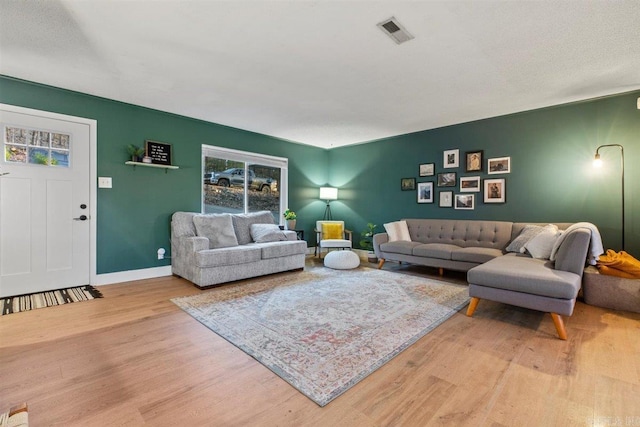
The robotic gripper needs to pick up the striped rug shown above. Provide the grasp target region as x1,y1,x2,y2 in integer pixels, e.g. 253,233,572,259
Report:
1,285,102,316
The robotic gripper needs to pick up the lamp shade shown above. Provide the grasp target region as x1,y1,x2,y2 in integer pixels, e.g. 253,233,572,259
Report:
319,187,338,201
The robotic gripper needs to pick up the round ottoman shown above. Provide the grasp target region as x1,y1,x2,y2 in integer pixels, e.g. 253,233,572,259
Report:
324,250,360,270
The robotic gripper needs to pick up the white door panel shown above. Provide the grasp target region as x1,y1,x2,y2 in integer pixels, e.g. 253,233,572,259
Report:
0,108,91,297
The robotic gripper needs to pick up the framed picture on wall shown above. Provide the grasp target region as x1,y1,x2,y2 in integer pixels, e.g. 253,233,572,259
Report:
455,194,475,210
484,178,506,203
419,163,435,177
437,172,456,187
465,150,483,172
488,156,511,174
401,177,416,191
417,182,434,203
443,149,459,168
460,176,480,192
439,191,453,208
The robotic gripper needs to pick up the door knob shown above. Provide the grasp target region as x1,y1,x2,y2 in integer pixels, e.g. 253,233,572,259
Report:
73,215,89,221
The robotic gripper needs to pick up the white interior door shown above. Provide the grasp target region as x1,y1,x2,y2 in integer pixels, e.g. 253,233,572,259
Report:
0,107,91,297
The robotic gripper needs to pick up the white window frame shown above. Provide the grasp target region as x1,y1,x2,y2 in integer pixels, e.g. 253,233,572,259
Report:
202,144,288,223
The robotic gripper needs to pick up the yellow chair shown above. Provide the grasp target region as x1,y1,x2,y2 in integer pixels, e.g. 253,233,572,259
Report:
315,220,352,258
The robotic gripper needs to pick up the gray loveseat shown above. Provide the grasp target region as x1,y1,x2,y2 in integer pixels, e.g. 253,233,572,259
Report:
373,219,594,339
171,211,306,288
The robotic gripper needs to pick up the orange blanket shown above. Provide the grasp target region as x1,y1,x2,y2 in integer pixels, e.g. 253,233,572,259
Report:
596,250,640,279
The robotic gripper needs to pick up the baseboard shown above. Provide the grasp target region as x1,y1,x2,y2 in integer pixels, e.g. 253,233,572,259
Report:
94,266,172,286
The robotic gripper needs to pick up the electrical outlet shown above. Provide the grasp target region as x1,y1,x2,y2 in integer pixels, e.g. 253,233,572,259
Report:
98,177,112,188
157,248,166,260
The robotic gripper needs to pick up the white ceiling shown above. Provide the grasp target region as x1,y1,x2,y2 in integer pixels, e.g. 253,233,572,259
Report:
2,1,640,149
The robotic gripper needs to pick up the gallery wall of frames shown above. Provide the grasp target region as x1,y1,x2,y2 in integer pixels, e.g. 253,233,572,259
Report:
401,149,509,210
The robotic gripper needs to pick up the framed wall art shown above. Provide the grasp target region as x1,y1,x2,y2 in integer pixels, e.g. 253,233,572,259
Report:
460,176,480,192
484,178,506,203
417,182,434,203
439,191,453,208
454,194,475,210
437,172,456,187
488,156,510,174
465,150,483,172
419,163,435,177
145,140,172,165
401,177,416,191
443,149,459,168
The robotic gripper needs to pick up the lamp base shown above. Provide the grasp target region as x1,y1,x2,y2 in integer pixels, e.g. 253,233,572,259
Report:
322,203,332,221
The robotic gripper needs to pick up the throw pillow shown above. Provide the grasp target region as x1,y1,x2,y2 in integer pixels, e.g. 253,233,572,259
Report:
523,224,561,259
384,220,411,242
505,225,544,253
231,211,275,245
250,223,287,243
193,214,239,249
322,223,344,240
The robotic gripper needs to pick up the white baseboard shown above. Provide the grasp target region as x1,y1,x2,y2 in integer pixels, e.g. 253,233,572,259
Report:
94,266,172,286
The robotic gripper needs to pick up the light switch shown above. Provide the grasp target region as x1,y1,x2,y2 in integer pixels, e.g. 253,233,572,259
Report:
98,177,112,188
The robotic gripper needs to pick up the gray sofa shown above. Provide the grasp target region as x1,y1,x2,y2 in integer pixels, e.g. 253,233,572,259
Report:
171,211,306,288
373,219,594,339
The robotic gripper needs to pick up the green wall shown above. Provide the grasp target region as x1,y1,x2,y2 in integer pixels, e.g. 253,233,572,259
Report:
328,90,640,257
0,76,328,274
2,76,638,273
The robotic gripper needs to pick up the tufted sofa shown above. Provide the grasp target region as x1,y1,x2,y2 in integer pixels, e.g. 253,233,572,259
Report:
171,211,307,288
373,219,595,339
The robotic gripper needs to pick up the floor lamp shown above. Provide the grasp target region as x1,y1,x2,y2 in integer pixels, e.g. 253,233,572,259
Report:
593,144,625,250
319,187,338,220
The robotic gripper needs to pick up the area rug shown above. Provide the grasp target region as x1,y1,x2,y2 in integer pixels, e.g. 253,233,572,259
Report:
172,267,470,406
1,285,102,316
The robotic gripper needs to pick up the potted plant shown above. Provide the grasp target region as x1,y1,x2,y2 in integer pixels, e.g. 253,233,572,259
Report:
127,144,145,162
284,209,297,230
360,222,378,263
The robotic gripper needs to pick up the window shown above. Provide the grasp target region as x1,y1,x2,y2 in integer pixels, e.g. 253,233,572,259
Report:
4,126,70,167
202,145,288,224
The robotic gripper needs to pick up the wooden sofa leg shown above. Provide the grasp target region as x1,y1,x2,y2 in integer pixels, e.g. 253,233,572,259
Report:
377,259,385,269
466,297,480,317
550,313,568,340
438,267,444,276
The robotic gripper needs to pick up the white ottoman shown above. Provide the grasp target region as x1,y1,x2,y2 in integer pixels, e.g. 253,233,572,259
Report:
324,250,360,270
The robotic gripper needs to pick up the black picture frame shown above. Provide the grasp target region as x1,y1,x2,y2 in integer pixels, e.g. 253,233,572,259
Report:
417,181,434,203
401,177,416,191
145,140,172,165
465,150,483,172
437,172,456,187
419,163,435,177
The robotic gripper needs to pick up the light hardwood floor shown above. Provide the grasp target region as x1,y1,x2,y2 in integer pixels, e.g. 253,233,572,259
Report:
1,257,639,426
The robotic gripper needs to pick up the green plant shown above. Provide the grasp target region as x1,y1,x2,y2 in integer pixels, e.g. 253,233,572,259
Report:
359,222,377,251
127,144,145,158
283,209,297,220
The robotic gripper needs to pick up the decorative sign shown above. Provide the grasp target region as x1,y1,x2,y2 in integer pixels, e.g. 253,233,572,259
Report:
145,140,172,165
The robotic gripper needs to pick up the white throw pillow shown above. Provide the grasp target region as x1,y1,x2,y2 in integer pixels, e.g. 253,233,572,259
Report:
250,223,287,243
383,220,411,242
193,214,239,249
523,224,561,259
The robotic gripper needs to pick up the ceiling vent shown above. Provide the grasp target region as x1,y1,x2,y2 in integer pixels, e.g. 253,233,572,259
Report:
377,17,414,45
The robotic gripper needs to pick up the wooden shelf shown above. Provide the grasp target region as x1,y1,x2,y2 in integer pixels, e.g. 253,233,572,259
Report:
125,161,179,172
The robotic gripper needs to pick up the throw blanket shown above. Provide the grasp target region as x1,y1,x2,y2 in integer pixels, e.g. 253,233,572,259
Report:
549,222,604,266
597,250,640,279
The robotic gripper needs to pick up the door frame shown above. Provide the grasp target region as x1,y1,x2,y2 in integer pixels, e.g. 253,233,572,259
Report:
1,103,98,286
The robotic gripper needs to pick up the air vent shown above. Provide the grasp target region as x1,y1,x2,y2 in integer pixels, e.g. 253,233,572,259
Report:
377,17,414,45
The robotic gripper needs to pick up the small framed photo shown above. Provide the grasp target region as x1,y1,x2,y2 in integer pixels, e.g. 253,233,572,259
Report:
455,194,475,210
443,149,459,168
484,178,506,203
460,176,480,192
417,182,434,204
401,177,416,191
488,156,510,174
437,172,456,187
419,163,435,177
439,191,453,208
465,150,483,172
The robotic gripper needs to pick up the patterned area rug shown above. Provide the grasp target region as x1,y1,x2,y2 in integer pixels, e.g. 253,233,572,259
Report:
172,267,470,406
1,286,102,316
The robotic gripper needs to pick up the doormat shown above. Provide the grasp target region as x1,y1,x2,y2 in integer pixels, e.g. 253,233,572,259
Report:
1,285,102,316
172,267,470,406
